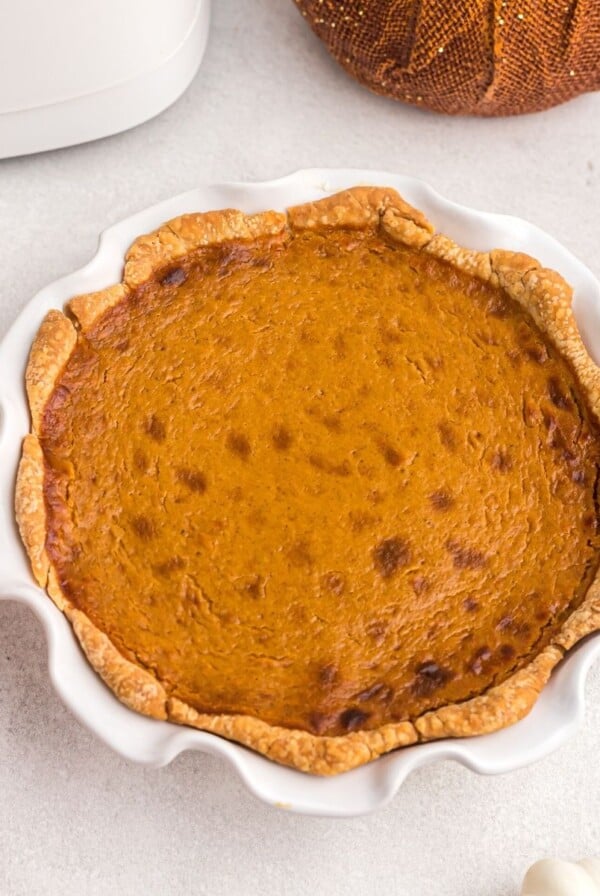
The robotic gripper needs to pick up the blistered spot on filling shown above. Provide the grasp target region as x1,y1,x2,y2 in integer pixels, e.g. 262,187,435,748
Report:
429,489,454,510
161,267,187,287
144,414,166,442
339,708,370,731
491,449,512,472
176,468,207,494
131,515,155,540
272,425,292,451
412,662,454,697
445,539,487,569
373,537,411,578
379,442,402,466
226,431,251,460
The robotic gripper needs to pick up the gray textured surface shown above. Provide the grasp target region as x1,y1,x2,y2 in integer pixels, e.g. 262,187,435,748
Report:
1,2,600,894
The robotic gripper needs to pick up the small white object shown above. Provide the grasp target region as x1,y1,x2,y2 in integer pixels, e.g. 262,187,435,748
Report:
1,170,600,816
522,858,600,895
0,0,210,158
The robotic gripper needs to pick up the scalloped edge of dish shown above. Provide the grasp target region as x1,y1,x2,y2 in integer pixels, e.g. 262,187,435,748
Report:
1,168,600,816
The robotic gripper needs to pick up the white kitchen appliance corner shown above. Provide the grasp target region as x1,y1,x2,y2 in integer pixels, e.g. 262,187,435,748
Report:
0,0,210,158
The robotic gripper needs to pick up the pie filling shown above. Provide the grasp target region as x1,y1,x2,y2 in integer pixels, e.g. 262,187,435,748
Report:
41,226,600,737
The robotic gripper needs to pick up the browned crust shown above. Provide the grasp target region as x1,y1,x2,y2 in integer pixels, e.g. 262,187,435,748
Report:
287,185,433,238
15,435,51,590
168,698,416,776
66,608,167,720
15,186,600,774
415,646,563,740
123,209,287,290
25,310,77,434
69,284,130,333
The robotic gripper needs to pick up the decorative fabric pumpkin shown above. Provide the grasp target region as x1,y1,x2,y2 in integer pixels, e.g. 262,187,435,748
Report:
522,858,600,895
293,0,600,116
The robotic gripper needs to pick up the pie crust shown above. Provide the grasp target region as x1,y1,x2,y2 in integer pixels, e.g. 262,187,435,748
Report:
15,187,600,775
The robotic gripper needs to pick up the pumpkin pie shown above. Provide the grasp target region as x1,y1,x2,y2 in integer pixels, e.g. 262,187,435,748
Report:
16,187,600,775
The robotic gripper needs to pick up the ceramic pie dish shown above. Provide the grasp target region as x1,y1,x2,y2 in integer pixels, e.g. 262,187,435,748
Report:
2,169,600,815
13,183,600,774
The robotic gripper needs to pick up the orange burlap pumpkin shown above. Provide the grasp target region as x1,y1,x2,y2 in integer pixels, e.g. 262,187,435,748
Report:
293,0,600,116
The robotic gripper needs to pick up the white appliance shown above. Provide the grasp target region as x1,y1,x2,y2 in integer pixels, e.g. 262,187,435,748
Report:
0,0,210,158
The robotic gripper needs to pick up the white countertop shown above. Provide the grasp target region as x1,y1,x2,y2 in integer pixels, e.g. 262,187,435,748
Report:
1,2,600,893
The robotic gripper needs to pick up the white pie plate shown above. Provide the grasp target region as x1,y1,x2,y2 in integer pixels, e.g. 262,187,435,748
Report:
2,168,600,817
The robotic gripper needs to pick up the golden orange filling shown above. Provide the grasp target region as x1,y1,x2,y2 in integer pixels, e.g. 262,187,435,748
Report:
41,227,600,737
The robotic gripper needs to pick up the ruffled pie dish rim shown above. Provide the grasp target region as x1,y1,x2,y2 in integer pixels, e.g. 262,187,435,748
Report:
1,169,600,814
14,185,600,775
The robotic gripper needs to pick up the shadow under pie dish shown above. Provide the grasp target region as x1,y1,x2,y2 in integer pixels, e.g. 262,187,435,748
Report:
15,186,600,776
